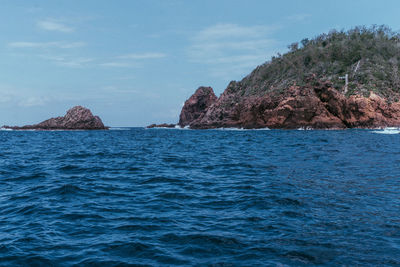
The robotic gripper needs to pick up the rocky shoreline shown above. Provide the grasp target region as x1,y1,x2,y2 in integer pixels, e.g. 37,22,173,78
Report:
148,76,400,130
2,106,108,130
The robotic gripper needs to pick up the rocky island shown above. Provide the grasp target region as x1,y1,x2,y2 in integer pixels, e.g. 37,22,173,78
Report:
150,26,400,129
2,106,108,130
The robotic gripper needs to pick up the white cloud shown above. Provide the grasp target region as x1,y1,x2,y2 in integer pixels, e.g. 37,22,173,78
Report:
9,41,86,49
99,62,137,68
41,55,94,67
9,41,165,69
187,24,280,79
60,58,93,67
117,53,167,59
0,86,49,107
194,24,275,41
99,52,166,68
19,96,49,107
37,20,74,33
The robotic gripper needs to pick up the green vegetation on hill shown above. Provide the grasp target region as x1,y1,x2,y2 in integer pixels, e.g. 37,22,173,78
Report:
240,25,400,101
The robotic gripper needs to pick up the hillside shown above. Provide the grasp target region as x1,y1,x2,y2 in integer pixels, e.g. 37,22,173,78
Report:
238,25,400,101
173,25,400,129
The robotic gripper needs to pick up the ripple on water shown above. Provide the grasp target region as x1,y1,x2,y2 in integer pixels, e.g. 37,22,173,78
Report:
0,128,399,265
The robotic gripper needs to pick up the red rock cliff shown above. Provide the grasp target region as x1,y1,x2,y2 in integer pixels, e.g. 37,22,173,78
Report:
178,86,217,127
179,77,400,129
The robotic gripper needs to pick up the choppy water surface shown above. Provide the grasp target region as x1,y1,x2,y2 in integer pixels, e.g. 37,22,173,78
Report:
0,128,399,266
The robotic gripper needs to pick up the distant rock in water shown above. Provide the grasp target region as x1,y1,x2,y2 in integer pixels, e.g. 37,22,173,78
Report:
3,106,108,130
147,123,176,128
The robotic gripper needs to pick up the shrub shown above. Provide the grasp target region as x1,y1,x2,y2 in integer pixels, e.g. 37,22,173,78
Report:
238,25,400,101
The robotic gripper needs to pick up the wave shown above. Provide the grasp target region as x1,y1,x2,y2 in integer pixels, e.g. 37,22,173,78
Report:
372,127,400,134
297,127,314,130
0,128,85,132
109,127,131,131
145,125,190,130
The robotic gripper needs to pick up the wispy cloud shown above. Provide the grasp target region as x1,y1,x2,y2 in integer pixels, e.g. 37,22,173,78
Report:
8,41,165,69
0,86,49,107
19,96,49,107
37,19,74,33
59,58,93,67
117,53,167,59
99,52,167,68
9,41,86,49
99,62,138,68
40,55,93,68
194,24,275,41
187,24,280,79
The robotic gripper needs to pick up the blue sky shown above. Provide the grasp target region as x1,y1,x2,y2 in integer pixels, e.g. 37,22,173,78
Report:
1,0,399,126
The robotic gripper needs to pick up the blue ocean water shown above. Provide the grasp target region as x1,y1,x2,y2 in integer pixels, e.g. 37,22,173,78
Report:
0,127,399,266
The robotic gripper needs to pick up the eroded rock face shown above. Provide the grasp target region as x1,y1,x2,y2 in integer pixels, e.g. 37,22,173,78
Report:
181,78,400,129
178,86,217,127
3,106,108,130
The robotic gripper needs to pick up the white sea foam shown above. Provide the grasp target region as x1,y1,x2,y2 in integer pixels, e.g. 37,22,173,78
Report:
214,127,245,131
109,127,131,131
372,127,400,135
174,125,190,130
0,127,13,131
145,125,188,130
297,127,314,130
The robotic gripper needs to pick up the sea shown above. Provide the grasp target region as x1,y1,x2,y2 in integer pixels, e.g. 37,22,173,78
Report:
0,127,399,266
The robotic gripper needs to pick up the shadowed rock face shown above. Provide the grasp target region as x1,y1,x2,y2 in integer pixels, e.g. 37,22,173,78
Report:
3,106,108,130
180,77,400,129
178,86,217,127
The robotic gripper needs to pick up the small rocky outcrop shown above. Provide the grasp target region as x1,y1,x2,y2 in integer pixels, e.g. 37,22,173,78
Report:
147,123,176,128
3,106,108,130
178,86,217,127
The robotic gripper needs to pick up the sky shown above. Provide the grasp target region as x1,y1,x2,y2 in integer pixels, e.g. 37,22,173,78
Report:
1,0,400,126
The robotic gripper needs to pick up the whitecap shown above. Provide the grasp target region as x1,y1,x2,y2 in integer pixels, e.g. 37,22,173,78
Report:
109,127,131,131
372,127,400,135
145,126,188,130
297,127,314,130
214,127,245,131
